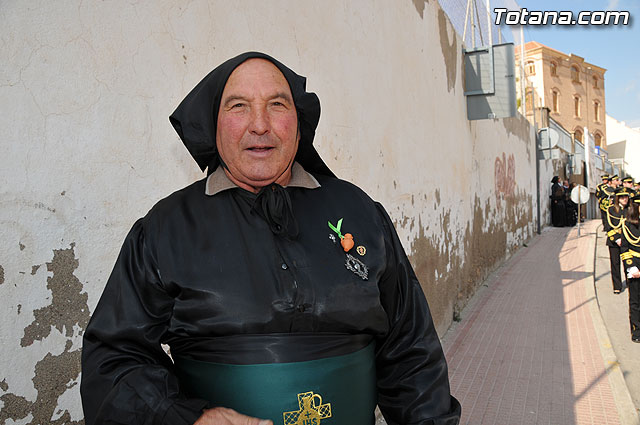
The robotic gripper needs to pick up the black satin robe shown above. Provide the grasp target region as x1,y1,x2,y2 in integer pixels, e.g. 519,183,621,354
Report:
81,173,460,425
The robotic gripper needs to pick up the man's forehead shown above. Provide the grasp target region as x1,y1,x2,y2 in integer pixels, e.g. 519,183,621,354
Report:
222,58,292,97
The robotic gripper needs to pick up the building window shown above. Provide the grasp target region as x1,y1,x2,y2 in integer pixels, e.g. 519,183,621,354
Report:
571,65,580,83
595,133,603,147
592,75,599,88
552,90,559,113
525,61,536,76
525,88,534,111
550,61,558,77
594,100,600,122
574,128,583,143
574,95,581,118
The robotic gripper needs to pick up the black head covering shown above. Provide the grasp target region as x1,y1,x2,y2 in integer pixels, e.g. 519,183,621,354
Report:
551,176,559,184
169,51,334,177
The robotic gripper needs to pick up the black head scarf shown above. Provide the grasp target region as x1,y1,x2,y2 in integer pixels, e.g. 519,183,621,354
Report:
169,51,334,178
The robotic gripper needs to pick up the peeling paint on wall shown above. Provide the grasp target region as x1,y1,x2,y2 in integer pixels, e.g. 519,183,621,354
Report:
502,115,534,161
0,341,83,425
438,7,458,92
411,0,429,18
408,190,534,335
0,392,32,424
21,244,89,347
0,244,88,424
409,211,460,335
0,265,4,285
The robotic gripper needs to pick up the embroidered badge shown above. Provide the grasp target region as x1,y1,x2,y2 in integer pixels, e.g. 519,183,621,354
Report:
283,391,332,425
356,245,366,256
328,218,354,252
328,233,337,244
627,259,633,265
345,253,368,280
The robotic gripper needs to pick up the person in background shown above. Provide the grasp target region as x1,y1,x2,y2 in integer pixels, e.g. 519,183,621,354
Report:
611,174,621,189
597,174,612,230
605,188,631,294
550,176,566,227
622,176,636,200
620,197,640,343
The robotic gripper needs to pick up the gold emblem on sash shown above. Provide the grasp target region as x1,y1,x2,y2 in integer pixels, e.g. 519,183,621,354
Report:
283,391,332,425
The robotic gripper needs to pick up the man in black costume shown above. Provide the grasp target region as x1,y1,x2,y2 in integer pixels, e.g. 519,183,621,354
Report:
81,52,461,425
550,176,566,227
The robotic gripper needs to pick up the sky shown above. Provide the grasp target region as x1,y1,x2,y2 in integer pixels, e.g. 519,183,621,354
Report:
508,0,640,128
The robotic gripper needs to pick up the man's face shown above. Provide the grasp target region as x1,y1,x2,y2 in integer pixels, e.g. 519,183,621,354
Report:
216,59,299,191
612,178,620,187
624,181,633,188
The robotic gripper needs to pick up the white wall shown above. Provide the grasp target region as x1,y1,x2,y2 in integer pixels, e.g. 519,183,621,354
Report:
607,114,640,180
0,1,536,422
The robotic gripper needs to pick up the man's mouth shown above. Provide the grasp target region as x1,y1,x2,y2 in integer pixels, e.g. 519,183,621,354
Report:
247,146,274,152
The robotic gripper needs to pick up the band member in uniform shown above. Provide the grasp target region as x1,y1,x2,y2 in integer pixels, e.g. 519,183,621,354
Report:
620,197,640,342
605,187,630,294
597,174,611,229
595,174,609,200
622,176,636,200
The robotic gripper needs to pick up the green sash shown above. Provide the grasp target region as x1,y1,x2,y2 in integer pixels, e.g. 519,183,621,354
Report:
173,342,376,425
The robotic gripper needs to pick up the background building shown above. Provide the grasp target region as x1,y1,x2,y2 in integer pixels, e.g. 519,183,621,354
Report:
606,115,640,180
518,41,607,148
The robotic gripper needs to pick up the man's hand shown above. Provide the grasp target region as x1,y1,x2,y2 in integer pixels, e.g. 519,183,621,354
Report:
194,407,273,425
633,271,640,279
616,238,622,246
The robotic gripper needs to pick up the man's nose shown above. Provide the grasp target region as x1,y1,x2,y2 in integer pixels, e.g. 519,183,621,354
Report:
249,106,269,135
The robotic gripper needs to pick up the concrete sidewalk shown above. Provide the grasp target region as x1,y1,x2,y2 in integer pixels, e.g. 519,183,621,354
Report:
442,220,639,425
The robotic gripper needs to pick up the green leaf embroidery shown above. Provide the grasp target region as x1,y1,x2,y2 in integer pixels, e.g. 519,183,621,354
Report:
328,218,344,239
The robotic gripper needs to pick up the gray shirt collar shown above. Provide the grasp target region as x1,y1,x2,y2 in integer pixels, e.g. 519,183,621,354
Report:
205,162,321,196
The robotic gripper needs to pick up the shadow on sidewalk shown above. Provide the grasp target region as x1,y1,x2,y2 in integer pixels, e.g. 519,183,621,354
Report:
442,222,621,424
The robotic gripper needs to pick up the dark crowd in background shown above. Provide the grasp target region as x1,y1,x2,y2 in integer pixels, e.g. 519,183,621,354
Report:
549,176,581,227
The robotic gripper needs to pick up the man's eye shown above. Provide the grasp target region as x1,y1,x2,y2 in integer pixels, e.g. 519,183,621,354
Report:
231,103,245,109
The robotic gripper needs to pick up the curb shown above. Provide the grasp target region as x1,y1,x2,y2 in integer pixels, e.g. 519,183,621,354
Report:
587,223,639,425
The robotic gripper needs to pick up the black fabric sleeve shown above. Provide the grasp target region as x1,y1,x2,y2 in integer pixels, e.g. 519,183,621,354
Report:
81,219,208,425
373,203,461,425
604,207,613,233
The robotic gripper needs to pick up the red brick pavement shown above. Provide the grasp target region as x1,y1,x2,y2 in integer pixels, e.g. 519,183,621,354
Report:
442,221,621,425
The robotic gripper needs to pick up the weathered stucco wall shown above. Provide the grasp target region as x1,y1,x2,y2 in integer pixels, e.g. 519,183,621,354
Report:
0,0,535,422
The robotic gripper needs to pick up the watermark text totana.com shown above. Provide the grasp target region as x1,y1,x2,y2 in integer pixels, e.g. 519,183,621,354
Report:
494,8,630,26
